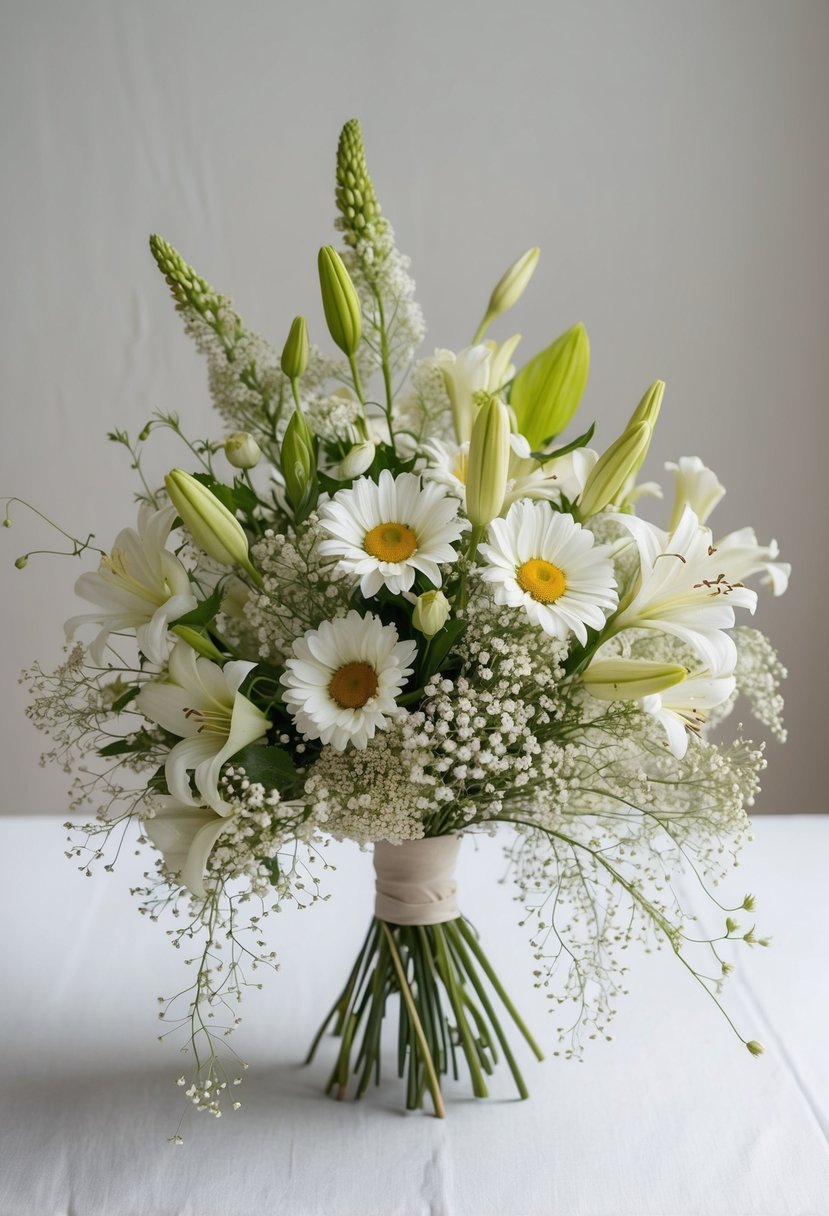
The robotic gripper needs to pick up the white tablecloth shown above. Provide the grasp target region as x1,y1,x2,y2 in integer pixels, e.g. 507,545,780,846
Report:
1,815,828,1216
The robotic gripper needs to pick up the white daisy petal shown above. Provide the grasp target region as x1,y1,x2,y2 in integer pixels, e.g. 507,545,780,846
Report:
281,611,417,751
318,472,465,600
479,500,618,644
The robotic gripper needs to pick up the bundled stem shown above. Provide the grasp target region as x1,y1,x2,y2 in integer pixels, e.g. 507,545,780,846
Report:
306,915,543,1115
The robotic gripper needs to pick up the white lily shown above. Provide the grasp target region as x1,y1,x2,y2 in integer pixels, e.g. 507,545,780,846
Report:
712,527,790,597
665,457,788,594
65,504,197,665
666,456,726,530
643,670,737,759
610,506,757,675
142,795,233,897
136,642,269,814
422,434,598,513
434,337,521,443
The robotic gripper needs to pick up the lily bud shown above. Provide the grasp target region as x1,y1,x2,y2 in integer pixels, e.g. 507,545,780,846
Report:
412,589,450,638
224,431,261,470
318,246,361,357
331,440,376,481
582,660,688,701
626,379,665,430
466,392,511,528
485,248,540,323
577,421,652,518
282,315,309,381
172,625,225,663
165,468,260,583
510,322,590,449
281,409,317,516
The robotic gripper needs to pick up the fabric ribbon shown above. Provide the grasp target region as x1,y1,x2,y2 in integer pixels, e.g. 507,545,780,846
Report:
373,836,460,926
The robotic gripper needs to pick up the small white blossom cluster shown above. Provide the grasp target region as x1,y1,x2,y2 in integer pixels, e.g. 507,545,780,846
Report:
198,771,315,901
343,230,426,376
396,357,457,443
245,516,353,662
304,723,437,843
732,627,788,741
303,387,361,440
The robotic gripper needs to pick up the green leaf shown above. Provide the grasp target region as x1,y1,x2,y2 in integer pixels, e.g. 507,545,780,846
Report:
420,618,467,684
229,743,299,793
530,421,595,462
98,728,157,758
110,685,141,713
170,585,224,628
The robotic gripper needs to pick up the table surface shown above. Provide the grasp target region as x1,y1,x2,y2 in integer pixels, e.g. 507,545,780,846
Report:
2,815,828,1216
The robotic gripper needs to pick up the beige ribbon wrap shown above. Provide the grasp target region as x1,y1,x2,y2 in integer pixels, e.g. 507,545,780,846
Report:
373,836,460,926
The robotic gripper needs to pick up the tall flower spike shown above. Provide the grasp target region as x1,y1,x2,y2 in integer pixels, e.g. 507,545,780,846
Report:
335,119,385,249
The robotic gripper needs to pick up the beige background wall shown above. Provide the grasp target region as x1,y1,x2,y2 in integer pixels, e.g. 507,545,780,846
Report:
1,0,827,813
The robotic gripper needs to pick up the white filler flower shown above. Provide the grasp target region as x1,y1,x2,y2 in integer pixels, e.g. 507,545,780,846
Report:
479,500,618,643
137,642,269,813
281,610,417,751
318,469,465,597
65,504,197,665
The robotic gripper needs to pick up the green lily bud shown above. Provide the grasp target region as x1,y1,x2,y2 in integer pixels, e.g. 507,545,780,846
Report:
318,246,361,357
466,392,511,528
282,315,309,381
165,468,261,584
577,421,652,518
172,625,226,663
412,589,451,638
626,379,665,430
281,409,317,518
510,322,590,449
475,248,540,341
582,660,688,701
224,431,261,470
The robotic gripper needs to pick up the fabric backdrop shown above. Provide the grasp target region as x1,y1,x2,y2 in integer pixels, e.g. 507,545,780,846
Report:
1,0,827,814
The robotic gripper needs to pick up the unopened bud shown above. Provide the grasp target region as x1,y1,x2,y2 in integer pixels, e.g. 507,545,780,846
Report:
485,248,540,323
281,410,317,517
14,554,27,569
626,379,665,430
577,421,652,518
510,322,590,448
582,660,687,701
172,625,225,662
318,246,361,357
746,1041,764,1057
224,432,261,470
331,440,375,481
165,468,260,584
412,589,450,637
466,392,511,528
281,315,309,381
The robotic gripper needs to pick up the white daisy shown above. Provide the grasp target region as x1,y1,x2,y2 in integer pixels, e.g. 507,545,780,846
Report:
479,500,618,643
318,469,465,598
281,611,417,751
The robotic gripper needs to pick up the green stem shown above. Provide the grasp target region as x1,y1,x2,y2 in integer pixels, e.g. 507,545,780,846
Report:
433,923,489,1098
456,918,545,1061
382,923,446,1118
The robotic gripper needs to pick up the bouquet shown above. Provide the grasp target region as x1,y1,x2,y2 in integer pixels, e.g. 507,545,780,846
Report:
9,119,790,1132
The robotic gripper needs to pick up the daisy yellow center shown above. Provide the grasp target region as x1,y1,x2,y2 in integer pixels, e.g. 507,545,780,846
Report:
364,522,417,563
516,558,567,603
329,662,379,709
